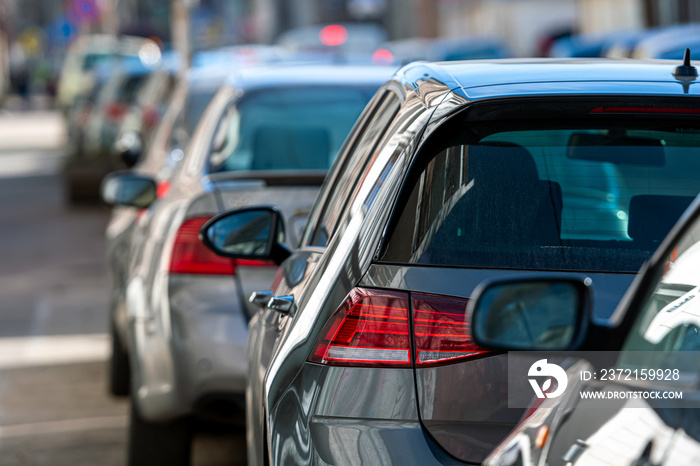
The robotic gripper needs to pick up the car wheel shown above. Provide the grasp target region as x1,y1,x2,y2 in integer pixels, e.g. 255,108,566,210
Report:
108,324,130,397
128,400,192,466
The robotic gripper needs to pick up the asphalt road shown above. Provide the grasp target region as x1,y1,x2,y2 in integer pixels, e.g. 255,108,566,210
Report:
0,110,245,465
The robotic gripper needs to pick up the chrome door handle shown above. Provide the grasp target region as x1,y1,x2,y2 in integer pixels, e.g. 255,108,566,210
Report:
268,295,295,315
249,291,273,308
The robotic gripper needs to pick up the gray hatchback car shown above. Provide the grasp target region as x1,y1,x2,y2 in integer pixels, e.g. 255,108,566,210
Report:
202,58,700,465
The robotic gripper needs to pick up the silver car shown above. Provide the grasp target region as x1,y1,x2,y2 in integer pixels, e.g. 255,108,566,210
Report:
105,63,240,397
102,64,392,466
202,58,700,465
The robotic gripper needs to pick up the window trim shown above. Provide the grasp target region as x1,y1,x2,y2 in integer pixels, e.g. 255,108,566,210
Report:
300,89,403,248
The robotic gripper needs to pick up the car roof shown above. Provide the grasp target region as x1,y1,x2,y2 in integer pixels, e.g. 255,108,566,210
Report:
394,58,700,101
224,64,397,91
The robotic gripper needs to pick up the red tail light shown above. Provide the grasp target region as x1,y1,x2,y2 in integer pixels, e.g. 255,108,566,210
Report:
156,180,170,199
319,24,348,47
309,288,411,367
412,292,490,366
372,48,395,66
105,102,128,121
309,288,491,368
169,216,277,275
170,216,236,275
142,103,160,128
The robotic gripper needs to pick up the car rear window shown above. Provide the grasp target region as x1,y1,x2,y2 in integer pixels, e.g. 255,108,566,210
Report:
208,87,375,173
381,105,700,273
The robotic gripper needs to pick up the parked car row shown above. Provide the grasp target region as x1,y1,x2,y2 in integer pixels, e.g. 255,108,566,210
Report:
551,22,700,61
101,63,393,464
199,57,700,466
80,33,700,466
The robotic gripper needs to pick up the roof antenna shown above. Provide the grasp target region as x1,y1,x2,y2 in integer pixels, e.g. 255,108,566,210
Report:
673,48,698,79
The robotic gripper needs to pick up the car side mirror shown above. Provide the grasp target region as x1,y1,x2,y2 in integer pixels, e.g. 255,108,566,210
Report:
200,206,291,265
114,131,143,168
101,171,157,208
468,277,593,351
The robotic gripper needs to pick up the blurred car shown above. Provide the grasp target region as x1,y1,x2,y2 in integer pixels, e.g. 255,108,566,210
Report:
548,33,621,58
56,34,150,114
101,64,392,466
63,60,112,166
201,58,700,466
603,30,652,58
382,35,511,65
191,44,288,68
632,23,700,59
478,196,700,466
115,50,181,157
63,53,159,203
276,22,388,63
105,63,238,399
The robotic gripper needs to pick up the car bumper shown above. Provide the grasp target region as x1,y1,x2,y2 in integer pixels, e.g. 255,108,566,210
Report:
130,274,268,422
308,418,444,466
267,364,445,466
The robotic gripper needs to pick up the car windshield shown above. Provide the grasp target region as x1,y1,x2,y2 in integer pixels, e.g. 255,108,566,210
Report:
208,86,375,172
185,87,218,134
382,113,700,273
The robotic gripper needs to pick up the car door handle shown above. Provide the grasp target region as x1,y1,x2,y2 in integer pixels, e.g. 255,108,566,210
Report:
249,291,273,308
268,295,295,316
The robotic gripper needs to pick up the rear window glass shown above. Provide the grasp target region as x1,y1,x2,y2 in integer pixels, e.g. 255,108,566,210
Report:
381,113,700,273
208,87,375,172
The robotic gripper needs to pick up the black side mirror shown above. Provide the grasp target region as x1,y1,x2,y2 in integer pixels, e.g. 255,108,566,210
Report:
468,277,593,351
101,171,157,208
200,206,291,265
114,131,143,168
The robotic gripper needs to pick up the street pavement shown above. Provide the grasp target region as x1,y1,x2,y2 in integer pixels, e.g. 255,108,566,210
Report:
0,109,245,465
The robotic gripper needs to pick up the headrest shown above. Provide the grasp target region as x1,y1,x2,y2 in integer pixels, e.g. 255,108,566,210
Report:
467,143,539,184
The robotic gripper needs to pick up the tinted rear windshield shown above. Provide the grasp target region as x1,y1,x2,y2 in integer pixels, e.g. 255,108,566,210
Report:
209,86,375,172
381,101,700,273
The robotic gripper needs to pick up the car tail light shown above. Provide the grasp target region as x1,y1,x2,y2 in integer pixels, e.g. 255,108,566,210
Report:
169,216,277,275
372,48,394,66
319,24,348,47
105,101,128,121
170,216,236,275
309,288,412,367
309,288,492,368
156,180,170,199
412,292,490,366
